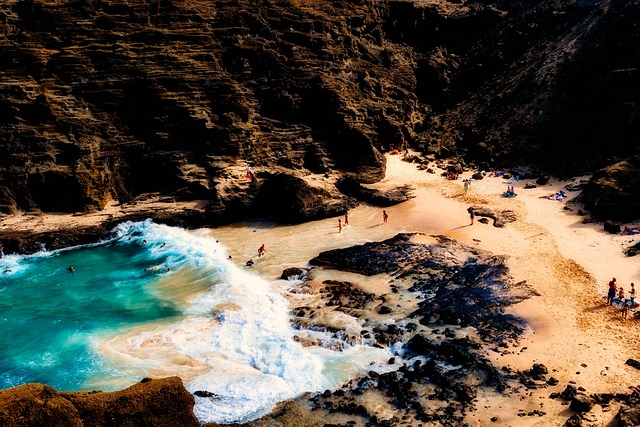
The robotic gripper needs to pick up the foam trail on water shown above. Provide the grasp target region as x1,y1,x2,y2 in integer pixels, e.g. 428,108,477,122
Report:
100,220,394,424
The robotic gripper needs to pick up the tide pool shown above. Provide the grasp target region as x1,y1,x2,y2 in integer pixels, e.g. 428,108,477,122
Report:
0,220,394,424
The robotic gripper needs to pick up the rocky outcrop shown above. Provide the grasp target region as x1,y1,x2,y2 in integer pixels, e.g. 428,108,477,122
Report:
310,233,538,343
581,156,640,221
1,0,640,223
0,377,199,427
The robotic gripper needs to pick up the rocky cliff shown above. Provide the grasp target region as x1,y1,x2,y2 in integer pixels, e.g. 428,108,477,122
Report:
1,0,639,226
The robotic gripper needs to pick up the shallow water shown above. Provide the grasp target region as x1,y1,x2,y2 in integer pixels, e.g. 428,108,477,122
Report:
0,218,432,424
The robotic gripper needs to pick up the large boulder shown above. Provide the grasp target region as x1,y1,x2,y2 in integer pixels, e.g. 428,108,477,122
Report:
569,393,595,413
581,157,640,222
617,406,640,427
0,377,199,427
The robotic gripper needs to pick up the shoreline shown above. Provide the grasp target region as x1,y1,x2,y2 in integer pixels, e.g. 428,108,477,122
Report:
1,153,639,426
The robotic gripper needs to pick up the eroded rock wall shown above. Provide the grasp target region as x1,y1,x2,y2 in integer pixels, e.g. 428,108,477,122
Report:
1,0,639,220
1,0,415,219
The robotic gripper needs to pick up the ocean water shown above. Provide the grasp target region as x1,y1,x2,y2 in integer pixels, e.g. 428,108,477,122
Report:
0,219,396,424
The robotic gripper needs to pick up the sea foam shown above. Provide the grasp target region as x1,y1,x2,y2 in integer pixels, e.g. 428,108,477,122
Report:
1,220,393,424
106,220,394,424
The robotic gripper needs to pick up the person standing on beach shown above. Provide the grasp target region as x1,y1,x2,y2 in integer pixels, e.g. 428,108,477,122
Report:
630,283,636,307
468,207,475,225
344,210,349,226
607,278,617,305
463,179,469,194
338,218,343,233
383,210,388,224
622,299,630,319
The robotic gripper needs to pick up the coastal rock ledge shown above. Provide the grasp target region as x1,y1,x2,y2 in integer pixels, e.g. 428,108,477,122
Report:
0,377,199,427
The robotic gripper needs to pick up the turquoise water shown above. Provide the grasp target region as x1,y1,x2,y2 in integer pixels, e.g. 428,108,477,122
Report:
0,231,180,390
0,220,394,424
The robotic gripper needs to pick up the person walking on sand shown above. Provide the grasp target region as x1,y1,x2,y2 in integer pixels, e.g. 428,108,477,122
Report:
344,210,349,226
463,179,469,194
607,278,617,305
338,218,343,233
468,207,475,225
258,244,266,257
383,210,388,224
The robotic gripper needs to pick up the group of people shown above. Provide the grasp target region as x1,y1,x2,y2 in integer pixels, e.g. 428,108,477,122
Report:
549,190,566,201
606,278,637,319
502,186,517,197
337,209,388,233
621,226,640,235
379,139,410,156
246,244,267,266
446,171,460,180
338,210,350,233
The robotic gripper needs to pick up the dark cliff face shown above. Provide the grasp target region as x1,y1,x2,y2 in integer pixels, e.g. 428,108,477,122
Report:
0,0,639,221
404,0,640,174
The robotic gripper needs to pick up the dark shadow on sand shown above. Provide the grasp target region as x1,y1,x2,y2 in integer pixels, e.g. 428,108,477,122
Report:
450,224,473,231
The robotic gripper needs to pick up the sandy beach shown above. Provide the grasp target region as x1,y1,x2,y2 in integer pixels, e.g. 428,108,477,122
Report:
1,152,639,426
371,154,640,426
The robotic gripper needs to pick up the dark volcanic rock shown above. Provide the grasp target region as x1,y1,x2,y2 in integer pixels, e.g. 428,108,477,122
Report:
470,206,518,228
0,377,198,427
604,221,621,234
617,406,640,427
280,267,308,280
321,280,376,312
310,233,420,276
561,384,578,400
582,157,640,222
406,333,437,356
569,393,595,413
311,233,537,344
564,414,583,427
625,358,640,370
